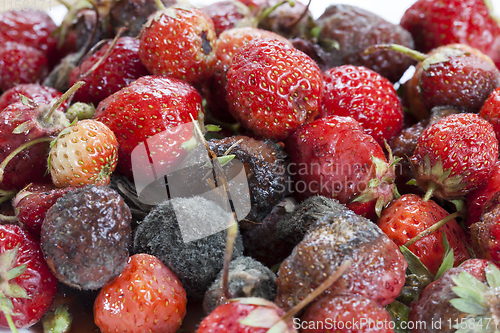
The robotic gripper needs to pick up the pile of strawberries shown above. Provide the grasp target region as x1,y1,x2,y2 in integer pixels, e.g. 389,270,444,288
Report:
0,0,500,332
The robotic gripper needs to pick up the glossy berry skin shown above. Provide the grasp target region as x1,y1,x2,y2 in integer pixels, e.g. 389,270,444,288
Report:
0,84,65,112
286,116,397,219
226,39,323,141
94,253,187,333
411,113,498,200
320,65,404,146
14,183,76,237
471,193,500,266
408,259,491,333
401,0,500,68
466,160,500,228
49,119,118,187
479,87,500,143
377,194,470,275
206,27,289,122
201,1,253,36
0,42,48,92
139,7,217,86
301,295,394,333
198,299,297,333
0,224,58,329
94,76,203,179
0,10,58,59
68,37,150,106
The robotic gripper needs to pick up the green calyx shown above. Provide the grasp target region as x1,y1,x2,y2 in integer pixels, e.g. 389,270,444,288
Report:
351,143,401,217
410,154,466,201
0,245,31,333
450,263,500,332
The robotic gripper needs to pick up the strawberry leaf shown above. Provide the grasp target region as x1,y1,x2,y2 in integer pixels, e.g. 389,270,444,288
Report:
452,272,488,294
400,245,434,281
434,233,454,280
12,121,34,134
449,298,486,315
485,263,500,288
451,286,484,305
205,124,221,132
386,300,411,333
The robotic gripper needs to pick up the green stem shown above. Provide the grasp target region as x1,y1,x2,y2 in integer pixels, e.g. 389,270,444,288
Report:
404,211,461,248
0,214,17,223
258,0,296,22
153,0,165,11
423,182,437,202
42,81,85,123
0,138,54,184
4,312,18,333
363,44,427,62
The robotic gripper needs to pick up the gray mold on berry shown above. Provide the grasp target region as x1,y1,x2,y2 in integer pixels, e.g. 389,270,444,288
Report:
203,256,277,314
133,196,244,300
41,185,132,290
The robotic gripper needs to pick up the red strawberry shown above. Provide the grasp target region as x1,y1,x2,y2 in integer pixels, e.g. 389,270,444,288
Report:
0,10,58,61
479,86,500,143
13,183,76,237
0,224,58,329
94,253,187,333
201,1,253,36
410,113,499,200
197,298,297,333
226,39,323,141
93,75,203,179
0,84,66,112
319,65,404,146
300,295,394,333
0,85,78,191
139,6,217,86
377,194,470,275
466,160,500,228
400,0,500,68
68,36,150,106
206,27,290,122
0,42,49,92
286,115,398,219
470,192,500,266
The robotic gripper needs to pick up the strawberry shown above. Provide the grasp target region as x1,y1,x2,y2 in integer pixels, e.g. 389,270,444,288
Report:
201,1,253,36
0,42,49,92
286,115,398,219
206,27,290,122
466,160,500,228
257,0,312,39
275,202,407,311
48,119,118,187
300,295,394,333
0,10,59,62
479,86,500,143
409,259,500,333
139,6,217,86
379,44,500,120
0,224,58,329
13,183,76,237
470,192,500,266
94,253,187,333
319,65,404,146
0,83,81,191
0,84,66,112
197,298,296,333
377,194,470,275
410,113,499,200
226,39,323,141
400,0,500,68
93,75,203,179
68,36,150,106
